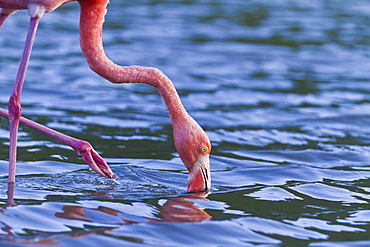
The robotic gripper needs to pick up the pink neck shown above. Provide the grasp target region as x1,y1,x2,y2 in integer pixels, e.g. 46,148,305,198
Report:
78,0,188,123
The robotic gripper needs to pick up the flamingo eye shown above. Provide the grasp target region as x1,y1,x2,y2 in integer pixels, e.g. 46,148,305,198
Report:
201,147,208,153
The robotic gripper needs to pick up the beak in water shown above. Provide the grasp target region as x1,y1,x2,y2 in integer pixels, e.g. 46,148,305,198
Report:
187,153,211,193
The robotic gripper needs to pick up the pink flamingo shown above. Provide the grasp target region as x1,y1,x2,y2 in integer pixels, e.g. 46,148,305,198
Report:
0,0,211,203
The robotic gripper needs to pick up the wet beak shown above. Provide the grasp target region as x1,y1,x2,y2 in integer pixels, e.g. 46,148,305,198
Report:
186,153,211,193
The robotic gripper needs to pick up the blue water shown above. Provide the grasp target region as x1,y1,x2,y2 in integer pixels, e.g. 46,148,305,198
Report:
1,0,370,245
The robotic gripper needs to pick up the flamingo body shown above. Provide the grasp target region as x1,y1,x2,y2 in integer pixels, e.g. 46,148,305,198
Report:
0,0,211,201
0,0,72,12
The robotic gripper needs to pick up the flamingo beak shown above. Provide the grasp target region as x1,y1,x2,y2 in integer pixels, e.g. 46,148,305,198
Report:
186,153,211,193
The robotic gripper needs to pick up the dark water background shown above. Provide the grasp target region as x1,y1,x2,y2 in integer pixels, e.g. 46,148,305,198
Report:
1,0,370,245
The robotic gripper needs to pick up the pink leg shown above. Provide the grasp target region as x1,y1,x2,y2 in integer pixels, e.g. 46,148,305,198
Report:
4,10,115,206
0,107,116,178
5,11,44,205
4,6,115,205
8,15,42,187
1,8,18,206
1,106,115,205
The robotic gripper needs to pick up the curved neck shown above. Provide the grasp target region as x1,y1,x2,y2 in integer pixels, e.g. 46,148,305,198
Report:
78,0,188,123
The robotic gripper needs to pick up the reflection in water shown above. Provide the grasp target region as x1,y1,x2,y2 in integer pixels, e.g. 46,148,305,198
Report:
0,191,211,244
159,193,211,222
55,192,211,224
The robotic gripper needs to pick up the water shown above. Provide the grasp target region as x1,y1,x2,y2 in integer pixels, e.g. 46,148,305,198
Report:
0,0,370,245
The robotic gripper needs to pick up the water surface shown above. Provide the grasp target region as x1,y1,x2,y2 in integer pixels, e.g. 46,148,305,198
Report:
0,0,370,245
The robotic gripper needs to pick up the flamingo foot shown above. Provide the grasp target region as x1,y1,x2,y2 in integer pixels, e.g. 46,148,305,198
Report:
73,140,116,179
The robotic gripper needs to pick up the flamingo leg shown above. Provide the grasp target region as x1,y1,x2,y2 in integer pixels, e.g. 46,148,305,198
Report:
6,7,44,205
1,105,116,205
2,6,115,205
0,107,116,179
7,11,43,188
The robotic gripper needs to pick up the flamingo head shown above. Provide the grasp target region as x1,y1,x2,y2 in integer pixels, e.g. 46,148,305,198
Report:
173,117,211,193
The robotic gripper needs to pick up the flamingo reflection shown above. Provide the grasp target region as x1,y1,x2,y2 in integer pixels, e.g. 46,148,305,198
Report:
55,192,211,224
0,188,211,244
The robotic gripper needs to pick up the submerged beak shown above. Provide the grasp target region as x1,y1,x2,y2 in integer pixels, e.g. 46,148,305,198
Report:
186,153,211,193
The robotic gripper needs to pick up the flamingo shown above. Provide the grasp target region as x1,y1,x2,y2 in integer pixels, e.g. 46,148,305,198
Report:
0,0,211,203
